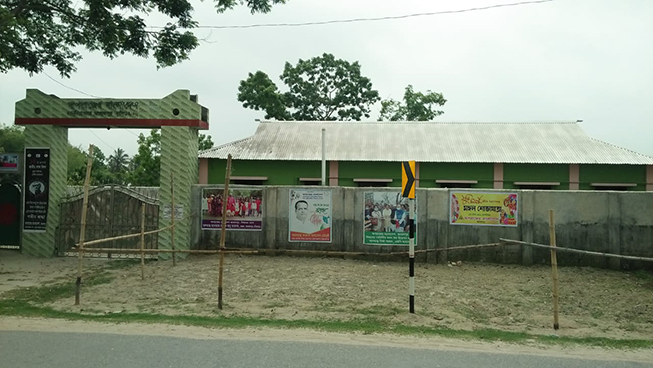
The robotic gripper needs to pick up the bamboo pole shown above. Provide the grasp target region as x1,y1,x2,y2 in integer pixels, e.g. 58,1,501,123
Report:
499,239,653,262
75,243,506,257
74,248,259,254
140,203,146,280
75,211,196,247
549,210,560,330
75,144,94,305
171,172,176,266
218,154,232,310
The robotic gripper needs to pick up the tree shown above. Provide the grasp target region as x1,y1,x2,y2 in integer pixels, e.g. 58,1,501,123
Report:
1,0,286,77
238,53,381,121
128,129,160,186
0,123,24,153
67,144,113,185
108,148,129,172
198,133,214,151
379,85,447,121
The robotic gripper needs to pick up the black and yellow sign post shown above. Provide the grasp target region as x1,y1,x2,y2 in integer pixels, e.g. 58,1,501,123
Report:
401,161,416,313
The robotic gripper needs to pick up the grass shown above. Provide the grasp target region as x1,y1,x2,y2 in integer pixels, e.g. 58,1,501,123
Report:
1,299,652,349
2,269,653,350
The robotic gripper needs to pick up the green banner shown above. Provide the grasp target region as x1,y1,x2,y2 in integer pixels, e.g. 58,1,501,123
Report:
363,191,416,246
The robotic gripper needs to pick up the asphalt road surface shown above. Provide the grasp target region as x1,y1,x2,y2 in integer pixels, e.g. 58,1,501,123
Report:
1,330,651,368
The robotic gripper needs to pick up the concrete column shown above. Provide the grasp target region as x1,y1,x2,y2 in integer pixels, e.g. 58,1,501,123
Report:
607,193,621,270
415,162,420,188
159,126,199,260
21,125,68,257
493,163,504,189
198,158,208,184
647,165,653,191
329,161,339,186
569,164,580,190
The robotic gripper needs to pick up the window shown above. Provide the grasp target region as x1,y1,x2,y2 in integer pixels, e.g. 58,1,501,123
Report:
590,183,636,191
436,180,477,189
299,177,322,186
230,176,267,186
353,178,392,188
514,181,560,190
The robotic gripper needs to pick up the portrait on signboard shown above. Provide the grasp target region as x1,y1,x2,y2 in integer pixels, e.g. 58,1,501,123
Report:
289,189,332,243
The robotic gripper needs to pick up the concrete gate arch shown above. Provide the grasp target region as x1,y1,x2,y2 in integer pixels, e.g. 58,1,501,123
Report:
15,89,209,258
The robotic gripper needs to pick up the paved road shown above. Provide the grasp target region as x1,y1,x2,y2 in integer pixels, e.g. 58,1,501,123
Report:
1,331,651,368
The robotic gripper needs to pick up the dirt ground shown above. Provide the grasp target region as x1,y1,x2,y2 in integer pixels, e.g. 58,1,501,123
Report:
0,250,644,342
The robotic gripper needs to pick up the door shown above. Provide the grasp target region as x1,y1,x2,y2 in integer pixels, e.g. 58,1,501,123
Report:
0,183,21,248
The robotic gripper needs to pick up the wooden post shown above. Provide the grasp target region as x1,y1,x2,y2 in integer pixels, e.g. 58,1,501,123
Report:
171,172,176,266
75,144,94,306
549,209,560,330
140,203,146,280
218,154,232,310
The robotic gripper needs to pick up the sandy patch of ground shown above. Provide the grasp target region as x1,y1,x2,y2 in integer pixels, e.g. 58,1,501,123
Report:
0,250,107,294
37,253,653,341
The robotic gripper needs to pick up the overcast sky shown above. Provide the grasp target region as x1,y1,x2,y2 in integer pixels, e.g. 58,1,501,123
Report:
1,0,652,157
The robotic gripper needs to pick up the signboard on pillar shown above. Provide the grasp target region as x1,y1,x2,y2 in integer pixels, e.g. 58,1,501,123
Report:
0,153,19,172
401,161,416,199
23,148,50,232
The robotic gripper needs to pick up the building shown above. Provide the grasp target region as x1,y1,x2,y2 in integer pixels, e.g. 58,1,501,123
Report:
198,121,653,191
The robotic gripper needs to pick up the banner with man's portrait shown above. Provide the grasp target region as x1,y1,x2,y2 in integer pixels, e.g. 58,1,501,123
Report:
289,189,332,243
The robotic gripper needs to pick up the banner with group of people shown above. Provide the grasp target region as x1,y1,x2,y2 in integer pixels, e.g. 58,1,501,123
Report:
201,187,263,230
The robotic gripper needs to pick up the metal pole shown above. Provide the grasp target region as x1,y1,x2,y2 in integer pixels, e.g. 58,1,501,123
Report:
218,154,232,310
321,128,326,186
409,197,415,313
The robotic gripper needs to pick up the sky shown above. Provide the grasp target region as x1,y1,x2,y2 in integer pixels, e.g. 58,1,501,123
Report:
1,0,652,157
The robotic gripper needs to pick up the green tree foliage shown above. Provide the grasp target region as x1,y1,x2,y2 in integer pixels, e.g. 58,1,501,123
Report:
0,123,24,153
0,0,286,77
379,85,447,121
238,53,381,121
67,144,113,185
128,129,160,186
108,147,129,184
198,133,214,151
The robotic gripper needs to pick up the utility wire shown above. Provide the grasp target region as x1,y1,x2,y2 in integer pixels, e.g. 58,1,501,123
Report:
43,72,143,144
150,0,553,30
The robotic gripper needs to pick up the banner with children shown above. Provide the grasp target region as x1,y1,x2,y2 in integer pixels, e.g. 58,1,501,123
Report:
450,191,518,227
201,187,263,231
363,191,415,245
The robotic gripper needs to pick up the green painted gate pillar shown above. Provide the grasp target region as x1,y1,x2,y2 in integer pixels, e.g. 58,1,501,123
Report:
21,125,69,257
158,126,199,260
16,89,209,258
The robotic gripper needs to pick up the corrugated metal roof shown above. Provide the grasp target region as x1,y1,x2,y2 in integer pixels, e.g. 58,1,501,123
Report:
198,121,653,165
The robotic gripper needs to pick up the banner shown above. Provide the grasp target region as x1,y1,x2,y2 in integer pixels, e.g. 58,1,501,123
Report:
0,153,19,172
201,187,263,231
363,191,416,245
289,189,332,243
23,148,50,232
450,191,518,227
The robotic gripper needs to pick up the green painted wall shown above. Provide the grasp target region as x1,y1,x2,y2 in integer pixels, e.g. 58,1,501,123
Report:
579,165,646,191
504,164,569,190
419,163,494,188
208,159,329,185
338,161,401,187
